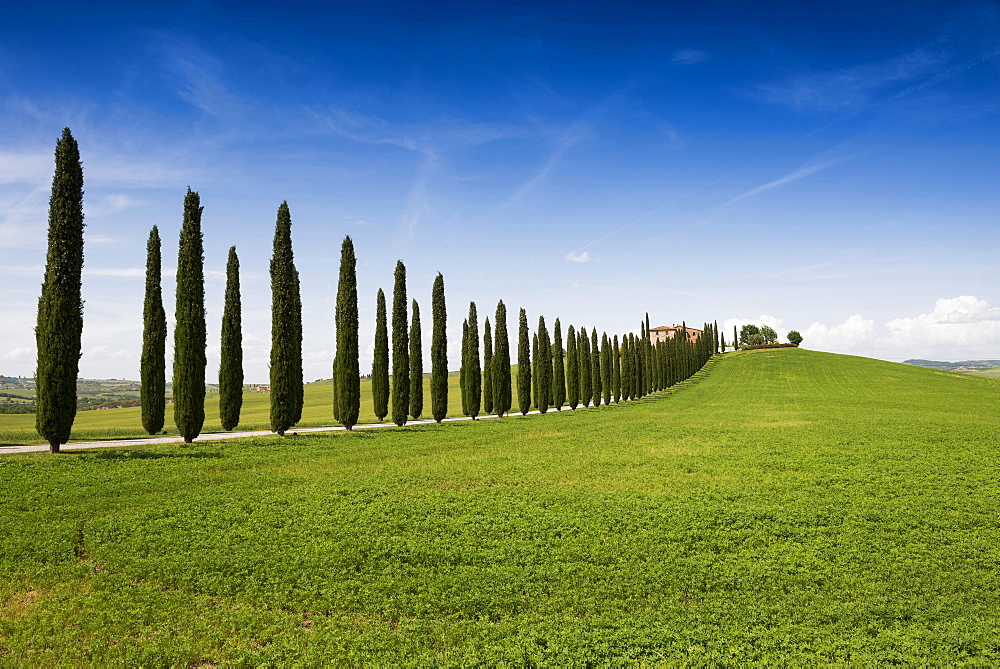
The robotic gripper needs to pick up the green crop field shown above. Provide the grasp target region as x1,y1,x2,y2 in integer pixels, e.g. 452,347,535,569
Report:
2,349,999,663
960,366,1000,379
0,375,493,446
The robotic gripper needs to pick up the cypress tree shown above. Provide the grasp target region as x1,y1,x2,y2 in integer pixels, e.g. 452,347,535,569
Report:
430,273,448,423
493,301,511,417
566,324,579,409
140,226,166,435
372,289,389,421
601,332,612,406
460,319,469,415
219,246,243,431
531,332,539,409
579,328,592,407
270,201,301,436
291,266,304,425
633,333,642,398
635,334,643,397
625,334,635,400
720,331,727,353
391,261,409,426
552,318,565,410
591,328,602,406
173,188,206,443
333,236,360,430
611,335,622,404
482,317,494,415
536,316,552,414
409,299,423,419
647,340,655,394
466,302,481,419
517,308,531,415
35,128,85,453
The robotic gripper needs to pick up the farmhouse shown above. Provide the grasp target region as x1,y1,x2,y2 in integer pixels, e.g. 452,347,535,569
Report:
649,325,702,344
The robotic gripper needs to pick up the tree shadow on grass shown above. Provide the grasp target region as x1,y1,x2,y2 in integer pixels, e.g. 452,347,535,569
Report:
85,448,226,460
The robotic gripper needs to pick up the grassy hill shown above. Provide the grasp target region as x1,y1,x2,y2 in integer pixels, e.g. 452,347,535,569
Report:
2,348,999,663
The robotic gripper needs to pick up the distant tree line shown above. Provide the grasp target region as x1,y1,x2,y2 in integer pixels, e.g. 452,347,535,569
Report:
32,127,724,450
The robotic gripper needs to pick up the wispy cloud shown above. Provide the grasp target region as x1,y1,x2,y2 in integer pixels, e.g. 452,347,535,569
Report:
752,47,946,112
724,157,848,206
502,122,590,207
672,49,708,65
152,32,241,118
398,152,437,237
565,251,590,263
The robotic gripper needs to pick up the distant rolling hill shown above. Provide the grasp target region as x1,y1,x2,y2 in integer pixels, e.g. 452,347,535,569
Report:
904,359,1000,371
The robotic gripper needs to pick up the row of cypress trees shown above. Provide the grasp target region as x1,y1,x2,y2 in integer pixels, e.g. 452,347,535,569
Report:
449,309,720,418
35,128,721,449
137,195,305,442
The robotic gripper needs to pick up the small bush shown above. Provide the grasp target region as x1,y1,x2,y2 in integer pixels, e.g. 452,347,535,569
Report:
740,342,799,350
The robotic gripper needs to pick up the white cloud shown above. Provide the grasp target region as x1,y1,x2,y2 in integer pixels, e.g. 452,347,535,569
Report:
84,267,146,278
565,251,590,263
85,193,141,219
802,296,1000,359
2,347,31,362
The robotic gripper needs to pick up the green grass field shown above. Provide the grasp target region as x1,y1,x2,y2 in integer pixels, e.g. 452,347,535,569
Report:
0,374,506,446
960,366,1000,379
2,349,999,663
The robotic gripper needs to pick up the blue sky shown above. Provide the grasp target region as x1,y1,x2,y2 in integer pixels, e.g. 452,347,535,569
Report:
2,0,999,382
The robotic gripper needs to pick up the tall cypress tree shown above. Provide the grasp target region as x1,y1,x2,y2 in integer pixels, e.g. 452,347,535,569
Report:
466,302,481,419
493,301,511,417
173,188,206,443
591,328,602,406
333,236,359,430
460,319,469,416
372,288,389,421
430,274,448,423
566,324,579,409
552,318,565,411
517,308,531,415
291,266,304,424
409,299,423,419
601,332,612,406
482,317,494,416
647,336,655,394
611,335,622,404
35,128,85,452
140,225,165,435
632,333,642,399
531,332,539,409
579,327,591,407
270,201,301,436
536,316,552,414
391,261,409,426
622,334,633,401
219,246,243,431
